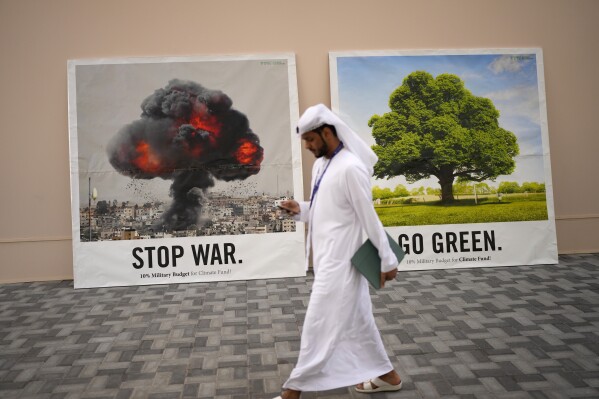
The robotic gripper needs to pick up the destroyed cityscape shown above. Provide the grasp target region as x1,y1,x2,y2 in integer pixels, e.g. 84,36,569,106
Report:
79,193,296,242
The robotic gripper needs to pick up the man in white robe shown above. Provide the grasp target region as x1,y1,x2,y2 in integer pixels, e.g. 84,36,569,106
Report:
275,104,402,399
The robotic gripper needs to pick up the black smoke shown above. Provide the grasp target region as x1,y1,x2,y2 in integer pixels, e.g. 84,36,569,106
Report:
107,79,264,231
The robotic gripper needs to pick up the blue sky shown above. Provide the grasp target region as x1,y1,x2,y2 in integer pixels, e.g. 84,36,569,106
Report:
334,52,549,189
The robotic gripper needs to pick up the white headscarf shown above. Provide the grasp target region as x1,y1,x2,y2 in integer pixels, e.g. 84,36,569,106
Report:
297,104,378,175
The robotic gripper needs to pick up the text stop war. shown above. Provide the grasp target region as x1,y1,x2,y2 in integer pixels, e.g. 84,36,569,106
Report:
132,243,240,269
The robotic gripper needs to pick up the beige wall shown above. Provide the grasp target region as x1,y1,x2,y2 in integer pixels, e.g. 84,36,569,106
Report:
1,0,598,283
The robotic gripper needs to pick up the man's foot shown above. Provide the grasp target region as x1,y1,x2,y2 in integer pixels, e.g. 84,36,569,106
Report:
356,370,402,392
275,389,301,399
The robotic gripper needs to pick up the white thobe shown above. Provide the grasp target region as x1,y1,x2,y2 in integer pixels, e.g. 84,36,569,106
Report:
283,148,398,392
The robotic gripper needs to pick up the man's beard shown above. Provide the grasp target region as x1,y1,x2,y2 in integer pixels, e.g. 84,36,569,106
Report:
314,141,329,158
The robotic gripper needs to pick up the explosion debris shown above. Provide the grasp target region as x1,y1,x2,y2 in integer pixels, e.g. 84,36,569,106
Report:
107,79,264,231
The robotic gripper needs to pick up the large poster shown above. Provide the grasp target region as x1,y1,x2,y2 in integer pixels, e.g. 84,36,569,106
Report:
68,54,304,288
330,49,557,270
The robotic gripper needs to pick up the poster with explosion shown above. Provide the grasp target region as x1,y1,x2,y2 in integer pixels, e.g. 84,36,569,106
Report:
330,48,557,271
67,54,304,288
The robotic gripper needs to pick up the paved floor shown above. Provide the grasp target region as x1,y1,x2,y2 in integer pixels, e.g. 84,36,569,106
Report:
1,254,598,399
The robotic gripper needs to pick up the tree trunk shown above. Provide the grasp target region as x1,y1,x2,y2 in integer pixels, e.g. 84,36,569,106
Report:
438,171,455,203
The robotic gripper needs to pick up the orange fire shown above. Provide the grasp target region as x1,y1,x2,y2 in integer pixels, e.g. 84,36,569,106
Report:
190,113,222,134
133,141,163,173
235,140,262,165
189,103,222,144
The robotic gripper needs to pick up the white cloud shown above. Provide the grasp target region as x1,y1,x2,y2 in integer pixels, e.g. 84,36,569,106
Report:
457,71,484,83
489,55,527,74
485,85,540,125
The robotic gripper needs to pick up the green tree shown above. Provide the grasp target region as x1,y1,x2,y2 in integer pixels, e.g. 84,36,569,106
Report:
474,182,492,195
426,187,441,199
369,71,519,203
372,186,394,200
521,182,545,193
393,184,410,197
453,181,473,197
372,186,383,200
380,187,394,199
410,186,425,196
498,181,521,193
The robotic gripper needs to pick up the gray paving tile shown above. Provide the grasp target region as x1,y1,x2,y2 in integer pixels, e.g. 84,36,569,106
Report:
0,254,598,398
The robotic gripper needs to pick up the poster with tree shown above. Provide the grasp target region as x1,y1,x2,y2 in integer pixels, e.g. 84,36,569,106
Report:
330,49,557,270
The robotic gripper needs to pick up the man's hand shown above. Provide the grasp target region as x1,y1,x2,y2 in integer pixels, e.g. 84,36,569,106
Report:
380,268,398,288
279,200,300,215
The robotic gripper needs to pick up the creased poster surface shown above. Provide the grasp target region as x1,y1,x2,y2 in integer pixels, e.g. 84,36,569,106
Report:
68,54,304,288
330,49,557,270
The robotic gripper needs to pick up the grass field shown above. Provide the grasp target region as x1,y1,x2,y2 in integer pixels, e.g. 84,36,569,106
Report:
374,193,549,226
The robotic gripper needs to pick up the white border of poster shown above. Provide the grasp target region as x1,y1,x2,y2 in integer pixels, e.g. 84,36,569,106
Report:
68,54,305,288
330,48,557,270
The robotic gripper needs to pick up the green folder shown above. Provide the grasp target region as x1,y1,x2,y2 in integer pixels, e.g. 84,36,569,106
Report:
351,232,405,289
